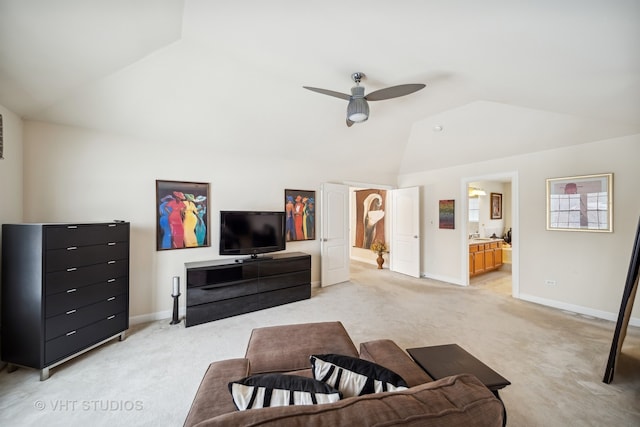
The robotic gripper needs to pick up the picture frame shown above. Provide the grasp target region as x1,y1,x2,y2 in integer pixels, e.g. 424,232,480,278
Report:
284,189,315,241
490,193,502,220
439,199,455,229
354,189,386,249
546,173,613,232
156,180,210,250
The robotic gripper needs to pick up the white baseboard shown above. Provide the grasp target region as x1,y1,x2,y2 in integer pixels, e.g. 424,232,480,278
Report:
130,308,185,325
518,293,640,327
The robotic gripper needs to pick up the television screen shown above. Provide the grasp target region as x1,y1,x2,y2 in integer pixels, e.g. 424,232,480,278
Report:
220,211,286,257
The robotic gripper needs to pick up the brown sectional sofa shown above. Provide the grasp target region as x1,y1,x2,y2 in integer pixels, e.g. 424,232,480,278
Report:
184,321,505,426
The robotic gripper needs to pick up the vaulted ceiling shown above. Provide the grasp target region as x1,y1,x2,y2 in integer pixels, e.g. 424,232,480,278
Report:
1,0,638,177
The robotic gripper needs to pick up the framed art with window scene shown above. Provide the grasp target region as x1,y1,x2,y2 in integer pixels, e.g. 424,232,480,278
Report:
546,173,613,232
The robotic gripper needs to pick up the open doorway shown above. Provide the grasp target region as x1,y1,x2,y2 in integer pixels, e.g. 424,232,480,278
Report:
463,173,519,297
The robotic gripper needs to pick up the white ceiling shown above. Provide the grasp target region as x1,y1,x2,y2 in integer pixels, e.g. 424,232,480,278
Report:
1,0,638,177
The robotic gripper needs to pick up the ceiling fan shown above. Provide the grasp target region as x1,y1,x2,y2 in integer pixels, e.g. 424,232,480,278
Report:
303,72,425,127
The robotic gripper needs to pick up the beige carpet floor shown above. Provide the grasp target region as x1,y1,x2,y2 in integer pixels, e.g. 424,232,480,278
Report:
1,261,639,426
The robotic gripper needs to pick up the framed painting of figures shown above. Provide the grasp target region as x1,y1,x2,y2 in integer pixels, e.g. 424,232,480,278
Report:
284,189,315,241
156,180,210,250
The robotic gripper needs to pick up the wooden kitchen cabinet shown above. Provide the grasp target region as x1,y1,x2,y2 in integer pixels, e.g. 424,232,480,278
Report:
469,240,502,277
469,244,485,276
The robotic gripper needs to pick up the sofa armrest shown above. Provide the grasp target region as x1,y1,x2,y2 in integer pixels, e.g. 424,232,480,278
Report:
359,339,433,387
184,358,250,427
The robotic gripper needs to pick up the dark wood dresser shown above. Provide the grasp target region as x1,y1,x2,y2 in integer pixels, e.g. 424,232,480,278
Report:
1,222,130,380
185,252,311,327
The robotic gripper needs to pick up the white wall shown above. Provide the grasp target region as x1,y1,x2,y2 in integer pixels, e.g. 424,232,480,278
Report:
0,106,23,223
16,119,640,326
22,121,394,322
398,134,640,324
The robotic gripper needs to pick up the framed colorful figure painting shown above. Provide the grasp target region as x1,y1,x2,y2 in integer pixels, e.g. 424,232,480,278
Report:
156,180,210,250
284,189,315,241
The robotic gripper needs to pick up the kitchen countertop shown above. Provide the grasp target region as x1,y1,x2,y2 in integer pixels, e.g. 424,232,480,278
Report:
468,238,504,245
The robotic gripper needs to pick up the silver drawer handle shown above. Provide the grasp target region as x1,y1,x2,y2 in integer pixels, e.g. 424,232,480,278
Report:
107,297,116,301
107,279,116,283
66,267,77,272
66,309,76,315
108,242,116,246
66,288,77,293
108,261,116,265
67,225,78,229
66,331,77,336
107,315,116,320
66,246,77,251
108,224,116,227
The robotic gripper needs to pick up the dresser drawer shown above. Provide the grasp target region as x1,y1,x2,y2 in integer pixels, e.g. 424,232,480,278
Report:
45,294,127,340
46,277,128,318
187,263,260,288
45,260,128,295
45,223,129,250
45,311,127,365
260,270,310,293
46,242,129,272
260,257,310,277
187,280,258,306
186,295,259,327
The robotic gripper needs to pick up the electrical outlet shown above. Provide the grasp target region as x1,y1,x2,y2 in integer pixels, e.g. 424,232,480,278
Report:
545,279,557,286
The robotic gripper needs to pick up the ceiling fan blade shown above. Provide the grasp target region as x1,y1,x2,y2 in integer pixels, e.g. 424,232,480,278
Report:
346,118,354,127
303,86,351,100
365,83,426,101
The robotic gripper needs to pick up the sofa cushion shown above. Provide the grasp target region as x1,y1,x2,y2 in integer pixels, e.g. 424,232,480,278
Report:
191,374,505,427
311,354,408,397
245,322,359,374
229,373,342,410
359,339,433,387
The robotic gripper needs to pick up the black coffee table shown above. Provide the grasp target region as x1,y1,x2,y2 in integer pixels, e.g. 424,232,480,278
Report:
407,344,510,424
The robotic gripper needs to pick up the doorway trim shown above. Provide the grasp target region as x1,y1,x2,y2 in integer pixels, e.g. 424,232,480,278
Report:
461,171,519,297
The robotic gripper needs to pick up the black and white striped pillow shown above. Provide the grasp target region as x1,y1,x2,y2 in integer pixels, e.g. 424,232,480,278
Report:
311,354,409,397
229,373,342,411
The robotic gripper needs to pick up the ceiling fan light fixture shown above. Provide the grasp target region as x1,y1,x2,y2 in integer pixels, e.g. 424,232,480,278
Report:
347,86,369,122
303,72,425,126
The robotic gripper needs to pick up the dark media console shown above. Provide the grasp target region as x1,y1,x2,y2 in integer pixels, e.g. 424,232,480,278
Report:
184,252,311,327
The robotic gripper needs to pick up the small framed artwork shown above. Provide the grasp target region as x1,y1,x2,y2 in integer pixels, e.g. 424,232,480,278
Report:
439,199,455,229
156,180,210,250
546,173,613,232
284,189,315,241
490,193,502,220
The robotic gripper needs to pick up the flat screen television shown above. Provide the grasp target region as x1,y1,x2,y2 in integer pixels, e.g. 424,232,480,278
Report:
219,211,286,258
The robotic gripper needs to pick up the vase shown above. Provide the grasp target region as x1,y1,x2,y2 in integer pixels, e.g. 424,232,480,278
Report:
376,253,384,269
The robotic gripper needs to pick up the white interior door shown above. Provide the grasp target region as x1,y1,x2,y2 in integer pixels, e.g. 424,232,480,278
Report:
320,183,350,286
391,186,420,278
